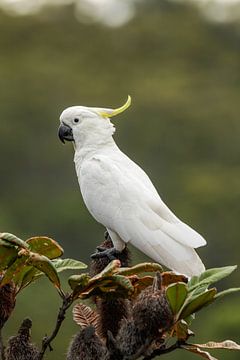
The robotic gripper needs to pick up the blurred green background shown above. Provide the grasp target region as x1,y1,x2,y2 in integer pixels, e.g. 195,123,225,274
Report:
0,0,239,358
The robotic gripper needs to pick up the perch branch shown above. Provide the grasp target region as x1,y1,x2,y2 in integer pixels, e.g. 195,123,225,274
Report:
142,341,182,360
38,293,73,360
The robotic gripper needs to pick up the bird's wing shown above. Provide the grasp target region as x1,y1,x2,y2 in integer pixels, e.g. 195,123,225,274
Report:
79,153,206,275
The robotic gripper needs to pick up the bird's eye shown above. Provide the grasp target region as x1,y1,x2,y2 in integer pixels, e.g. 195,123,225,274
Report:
74,118,79,123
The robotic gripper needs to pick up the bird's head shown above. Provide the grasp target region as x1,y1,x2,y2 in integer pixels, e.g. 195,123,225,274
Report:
58,96,131,149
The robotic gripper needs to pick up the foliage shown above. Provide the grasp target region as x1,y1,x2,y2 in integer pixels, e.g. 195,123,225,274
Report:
0,232,240,360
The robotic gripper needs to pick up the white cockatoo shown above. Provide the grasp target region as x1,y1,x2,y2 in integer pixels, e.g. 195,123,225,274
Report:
58,96,206,276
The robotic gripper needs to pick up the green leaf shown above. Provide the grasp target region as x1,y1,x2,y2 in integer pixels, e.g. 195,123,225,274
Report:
20,258,87,291
19,267,42,290
96,260,121,278
166,282,188,314
26,236,63,259
0,240,18,271
118,262,163,276
184,313,195,326
80,276,132,299
0,256,30,287
110,275,134,293
188,266,237,291
179,288,217,319
0,233,29,250
194,340,240,351
27,252,61,289
68,274,91,292
215,288,240,300
52,258,87,272
181,345,218,359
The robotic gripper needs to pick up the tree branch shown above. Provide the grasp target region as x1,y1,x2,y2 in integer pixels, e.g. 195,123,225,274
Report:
37,293,73,360
142,341,181,360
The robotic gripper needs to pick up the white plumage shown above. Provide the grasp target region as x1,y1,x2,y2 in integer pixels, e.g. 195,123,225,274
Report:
59,97,206,276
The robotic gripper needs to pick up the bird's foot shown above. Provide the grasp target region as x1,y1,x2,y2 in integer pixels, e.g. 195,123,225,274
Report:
91,247,121,261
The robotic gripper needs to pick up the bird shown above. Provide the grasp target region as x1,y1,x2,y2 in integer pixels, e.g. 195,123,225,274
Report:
58,96,206,276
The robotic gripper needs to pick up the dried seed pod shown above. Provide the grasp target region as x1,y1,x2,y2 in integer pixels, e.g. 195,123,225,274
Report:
116,319,147,357
116,273,174,358
0,279,16,329
5,318,39,360
90,237,131,340
66,326,107,360
133,273,174,334
96,297,130,338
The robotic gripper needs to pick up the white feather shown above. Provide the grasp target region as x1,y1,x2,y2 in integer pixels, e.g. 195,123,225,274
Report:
77,151,205,276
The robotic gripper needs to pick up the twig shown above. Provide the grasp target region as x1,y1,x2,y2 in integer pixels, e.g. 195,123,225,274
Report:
0,330,5,360
37,293,73,360
142,341,182,360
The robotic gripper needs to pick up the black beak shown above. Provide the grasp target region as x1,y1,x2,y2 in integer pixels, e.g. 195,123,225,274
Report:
58,123,74,144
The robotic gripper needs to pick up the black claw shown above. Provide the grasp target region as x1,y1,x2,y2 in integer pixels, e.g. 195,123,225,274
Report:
96,246,106,252
91,247,121,261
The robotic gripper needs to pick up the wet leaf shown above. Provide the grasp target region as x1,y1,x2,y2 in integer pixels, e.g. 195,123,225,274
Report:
26,237,63,259
181,345,218,359
188,266,237,291
52,258,87,272
27,252,61,289
0,233,29,250
179,288,217,319
166,282,188,314
118,262,162,276
194,340,240,351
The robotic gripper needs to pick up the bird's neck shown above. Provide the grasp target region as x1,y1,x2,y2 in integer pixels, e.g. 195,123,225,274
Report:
74,135,118,164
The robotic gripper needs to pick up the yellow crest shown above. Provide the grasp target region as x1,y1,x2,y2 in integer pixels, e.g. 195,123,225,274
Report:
98,95,131,118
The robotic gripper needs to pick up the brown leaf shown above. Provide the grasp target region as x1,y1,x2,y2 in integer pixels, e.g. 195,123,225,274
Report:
118,262,162,276
161,272,188,287
181,345,218,359
194,340,240,351
73,303,102,338
131,275,154,297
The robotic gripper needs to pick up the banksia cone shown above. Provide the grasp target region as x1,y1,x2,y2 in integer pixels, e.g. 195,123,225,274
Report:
96,297,130,338
90,236,131,339
133,272,174,335
66,326,107,360
0,279,16,329
116,273,174,357
5,318,39,360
